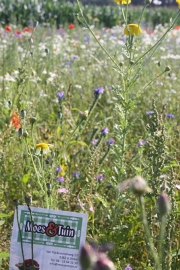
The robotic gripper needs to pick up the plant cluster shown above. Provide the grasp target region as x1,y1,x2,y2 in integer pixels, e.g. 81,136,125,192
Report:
0,0,180,269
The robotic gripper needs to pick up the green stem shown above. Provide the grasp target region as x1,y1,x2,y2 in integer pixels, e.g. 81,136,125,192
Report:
15,206,26,270
142,70,167,91
28,205,34,270
25,141,45,194
77,0,121,72
138,196,161,270
159,215,167,269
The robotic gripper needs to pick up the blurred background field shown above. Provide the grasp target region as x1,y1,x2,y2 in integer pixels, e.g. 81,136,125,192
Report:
0,0,180,28
0,1,180,270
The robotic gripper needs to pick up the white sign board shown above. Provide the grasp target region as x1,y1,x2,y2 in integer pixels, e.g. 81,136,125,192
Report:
10,206,88,270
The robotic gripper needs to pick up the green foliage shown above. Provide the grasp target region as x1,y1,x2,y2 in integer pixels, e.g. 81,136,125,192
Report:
0,0,180,268
0,0,179,28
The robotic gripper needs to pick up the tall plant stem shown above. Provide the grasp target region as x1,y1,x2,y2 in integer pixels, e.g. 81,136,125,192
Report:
138,196,161,270
28,205,34,270
15,206,26,270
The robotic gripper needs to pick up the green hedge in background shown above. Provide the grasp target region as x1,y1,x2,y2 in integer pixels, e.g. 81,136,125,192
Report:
0,0,179,28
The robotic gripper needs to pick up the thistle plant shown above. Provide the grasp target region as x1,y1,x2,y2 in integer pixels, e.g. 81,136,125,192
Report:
76,0,180,269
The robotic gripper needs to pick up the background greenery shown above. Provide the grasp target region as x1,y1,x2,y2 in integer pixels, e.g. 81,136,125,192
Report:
0,1,180,270
0,0,179,28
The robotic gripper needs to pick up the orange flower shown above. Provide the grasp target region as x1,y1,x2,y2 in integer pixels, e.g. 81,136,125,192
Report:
175,25,180,30
5,25,12,32
68,23,75,29
11,112,21,129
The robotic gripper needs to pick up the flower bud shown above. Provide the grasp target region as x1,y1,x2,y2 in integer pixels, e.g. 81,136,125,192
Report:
25,193,32,206
33,20,39,28
13,199,19,207
164,66,171,72
131,176,152,196
23,131,28,138
45,48,49,54
80,110,88,120
79,244,96,270
95,253,116,270
29,116,36,125
157,192,171,216
20,109,26,118
18,128,23,136
28,38,33,44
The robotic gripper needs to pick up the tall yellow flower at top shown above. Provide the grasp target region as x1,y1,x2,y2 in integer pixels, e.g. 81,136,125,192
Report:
124,24,143,36
114,0,131,4
176,0,180,8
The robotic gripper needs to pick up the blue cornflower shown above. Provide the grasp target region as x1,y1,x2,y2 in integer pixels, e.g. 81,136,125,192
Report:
94,87,104,96
166,113,174,118
124,265,133,270
56,167,62,173
137,139,146,147
146,110,154,115
101,127,109,135
57,92,64,101
72,171,81,178
96,174,103,181
57,176,64,182
106,138,115,145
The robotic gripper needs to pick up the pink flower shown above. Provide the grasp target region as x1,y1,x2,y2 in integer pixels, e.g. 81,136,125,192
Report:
58,188,68,194
89,205,94,212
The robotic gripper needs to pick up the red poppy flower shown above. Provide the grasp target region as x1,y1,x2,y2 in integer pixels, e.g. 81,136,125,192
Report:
23,27,30,32
68,23,75,29
11,112,21,129
5,25,12,32
15,30,21,36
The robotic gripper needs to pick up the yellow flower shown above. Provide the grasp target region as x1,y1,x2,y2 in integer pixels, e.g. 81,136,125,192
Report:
124,24,143,36
114,0,131,4
176,0,180,7
35,143,51,154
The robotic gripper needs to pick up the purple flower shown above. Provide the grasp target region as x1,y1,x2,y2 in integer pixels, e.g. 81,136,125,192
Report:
57,176,64,182
56,167,62,173
146,110,154,115
57,92,64,101
101,127,109,135
137,139,146,147
72,171,81,178
124,265,133,270
94,87,104,96
92,139,98,145
58,188,68,193
96,174,103,181
166,113,174,118
106,138,115,145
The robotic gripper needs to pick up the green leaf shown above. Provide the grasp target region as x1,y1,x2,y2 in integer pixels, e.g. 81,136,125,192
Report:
22,173,30,184
0,252,10,258
141,262,153,269
0,213,9,218
172,249,180,257
95,193,109,208
0,220,5,226
68,140,88,147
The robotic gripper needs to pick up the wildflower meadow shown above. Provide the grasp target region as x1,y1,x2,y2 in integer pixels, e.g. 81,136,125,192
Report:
0,0,180,269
